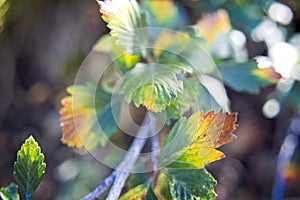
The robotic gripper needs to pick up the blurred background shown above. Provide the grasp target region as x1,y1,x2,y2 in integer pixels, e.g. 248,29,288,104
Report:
0,0,300,199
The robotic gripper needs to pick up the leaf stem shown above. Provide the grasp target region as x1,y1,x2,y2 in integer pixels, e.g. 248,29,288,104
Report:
82,112,153,200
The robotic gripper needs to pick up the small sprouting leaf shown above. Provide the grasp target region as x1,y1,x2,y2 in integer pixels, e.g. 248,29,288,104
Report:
0,183,20,200
13,136,46,200
218,61,281,93
97,0,148,54
59,82,120,150
159,110,237,168
120,63,184,112
165,168,217,200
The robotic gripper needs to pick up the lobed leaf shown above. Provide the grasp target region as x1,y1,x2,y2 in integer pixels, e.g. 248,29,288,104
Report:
120,63,183,112
159,110,237,168
59,82,120,150
13,136,46,200
98,0,148,55
218,61,281,93
0,183,20,200
165,168,217,200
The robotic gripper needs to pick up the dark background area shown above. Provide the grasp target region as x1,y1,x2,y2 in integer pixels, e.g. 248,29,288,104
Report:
0,0,299,199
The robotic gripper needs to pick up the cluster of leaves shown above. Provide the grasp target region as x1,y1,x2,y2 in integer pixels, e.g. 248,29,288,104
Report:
58,0,283,199
0,136,46,200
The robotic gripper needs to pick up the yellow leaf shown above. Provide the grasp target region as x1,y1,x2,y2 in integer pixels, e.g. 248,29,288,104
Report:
159,110,238,168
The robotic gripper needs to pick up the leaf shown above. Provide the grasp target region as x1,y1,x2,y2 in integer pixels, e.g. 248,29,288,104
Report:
153,30,216,75
98,0,148,55
153,173,172,200
158,110,237,168
0,183,20,200
120,63,183,112
142,0,186,29
195,9,231,47
59,82,121,150
165,168,217,200
218,61,281,93
120,182,158,200
93,35,140,74
13,136,46,200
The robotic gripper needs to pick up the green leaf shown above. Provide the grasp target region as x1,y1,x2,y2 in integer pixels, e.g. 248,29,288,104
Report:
158,111,237,168
60,82,121,150
120,63,183,112
145,186,158,200
0,183,20,200
218,61,281,93
98,0,148,55
164,168,217,200
93,35,140,74
13,136,46,200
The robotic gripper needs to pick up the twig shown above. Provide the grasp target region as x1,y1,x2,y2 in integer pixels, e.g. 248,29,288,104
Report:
82,112,153,200
106,112,152,200
81,171,117,200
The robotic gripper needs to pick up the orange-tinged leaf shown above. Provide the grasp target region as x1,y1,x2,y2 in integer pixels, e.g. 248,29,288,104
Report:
59,83,120,150
252,67,282,83
195,9,231,46
159,110,238,168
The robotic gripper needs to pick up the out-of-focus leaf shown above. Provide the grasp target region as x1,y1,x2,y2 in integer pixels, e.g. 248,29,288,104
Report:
93,35,140,74
195,9,231,47
153,30,216,75
98,0,147,55
120,63,183,112
164,168,217,200
13,136,46,200
158,110,237,168
0,183,20,200
59,82,120,150
125,173,147,189
218,61,281,93
142,0,186,29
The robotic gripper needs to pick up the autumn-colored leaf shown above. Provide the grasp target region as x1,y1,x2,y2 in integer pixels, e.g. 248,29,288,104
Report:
59,83,120,150
120,182,158,200
159,110,237,168
252,67,282,83
195,9,231,46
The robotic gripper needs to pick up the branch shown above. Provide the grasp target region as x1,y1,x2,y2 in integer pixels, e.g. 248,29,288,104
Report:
82,112,153,200
106,112,152,200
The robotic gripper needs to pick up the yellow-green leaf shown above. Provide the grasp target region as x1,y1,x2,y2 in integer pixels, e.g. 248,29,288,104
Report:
165,168,217,200
0,183,20,200
13,136,46,200
59,83,121,150
120,63,183,112
159,110,237,168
